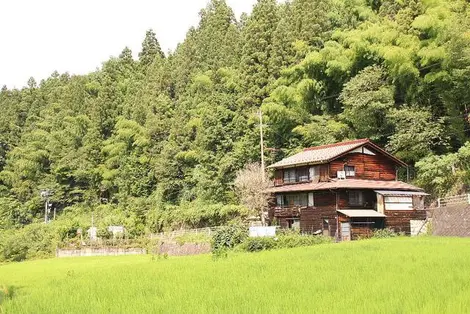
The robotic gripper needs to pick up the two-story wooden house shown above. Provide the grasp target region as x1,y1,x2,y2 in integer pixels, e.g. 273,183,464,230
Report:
266,139,427,240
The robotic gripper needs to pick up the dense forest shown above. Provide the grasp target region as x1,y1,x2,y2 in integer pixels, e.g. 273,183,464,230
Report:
1,0,470,235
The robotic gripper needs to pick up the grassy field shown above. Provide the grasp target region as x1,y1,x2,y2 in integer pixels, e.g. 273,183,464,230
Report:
1,237,470,313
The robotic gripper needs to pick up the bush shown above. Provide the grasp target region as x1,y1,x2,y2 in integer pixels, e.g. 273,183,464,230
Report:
237,234,332,252
239,237,276,252
275,234,332,248
211,224,247,253
1,235,29,262
372,228,399,239
0,223,57,262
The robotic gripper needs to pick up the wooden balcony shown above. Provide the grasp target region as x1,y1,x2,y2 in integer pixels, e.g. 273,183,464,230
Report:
273,206,303,217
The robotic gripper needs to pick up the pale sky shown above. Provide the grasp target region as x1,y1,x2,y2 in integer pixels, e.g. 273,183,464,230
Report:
0,0,258,89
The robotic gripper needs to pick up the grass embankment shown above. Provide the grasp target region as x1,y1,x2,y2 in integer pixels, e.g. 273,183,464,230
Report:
1,237,470,313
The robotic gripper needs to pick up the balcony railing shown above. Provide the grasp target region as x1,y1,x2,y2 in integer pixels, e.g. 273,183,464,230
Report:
273,206,306,217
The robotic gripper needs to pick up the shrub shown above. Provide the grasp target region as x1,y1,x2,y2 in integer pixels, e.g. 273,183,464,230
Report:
239,237,276,252
372,228,399,239
237,234,332,252
211,224,247,253
0,223,57,262
1,235,29,262
275,234,332,248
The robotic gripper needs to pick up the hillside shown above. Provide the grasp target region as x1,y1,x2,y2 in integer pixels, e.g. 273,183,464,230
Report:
1,237,470,313
1,0,470,233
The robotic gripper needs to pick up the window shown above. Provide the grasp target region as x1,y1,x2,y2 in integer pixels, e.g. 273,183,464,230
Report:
297,168,309,182
276,194,284,207
283,169,296,183
345,166,355,177
284,193,308,207
288,218,300,229
349,191,363,206
384,196,413,210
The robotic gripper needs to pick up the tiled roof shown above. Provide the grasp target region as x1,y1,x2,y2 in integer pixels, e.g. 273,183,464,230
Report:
266,179,424,193
267,139,371,169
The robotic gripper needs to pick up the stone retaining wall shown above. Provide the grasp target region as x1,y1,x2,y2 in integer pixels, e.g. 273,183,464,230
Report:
157,242,211,256
432,205,470,237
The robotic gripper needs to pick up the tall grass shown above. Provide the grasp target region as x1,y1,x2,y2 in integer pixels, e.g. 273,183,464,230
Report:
1,237,470,313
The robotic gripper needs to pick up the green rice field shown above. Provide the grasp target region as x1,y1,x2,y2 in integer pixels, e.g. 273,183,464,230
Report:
1,237,470,313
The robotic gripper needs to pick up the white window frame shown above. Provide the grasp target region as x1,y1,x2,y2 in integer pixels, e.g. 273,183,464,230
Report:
384,196,413,210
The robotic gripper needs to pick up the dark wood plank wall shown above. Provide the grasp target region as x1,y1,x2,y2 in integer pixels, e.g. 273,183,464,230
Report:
385,210,427,234
300,192,337,234
272,150,397,186
330,152,396,180
300,207,337,234
274,170,283,186
319,164,329,182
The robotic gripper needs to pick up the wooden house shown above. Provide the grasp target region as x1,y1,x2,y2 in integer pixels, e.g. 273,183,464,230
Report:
266,139,427,240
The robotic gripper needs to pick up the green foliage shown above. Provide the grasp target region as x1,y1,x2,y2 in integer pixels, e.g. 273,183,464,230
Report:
238,233,332,252
387,106,449,162
239,237,276,252
0,224,57,262
415,141,470,197
211,224,247,252
339,65,394,142
371,228,400,239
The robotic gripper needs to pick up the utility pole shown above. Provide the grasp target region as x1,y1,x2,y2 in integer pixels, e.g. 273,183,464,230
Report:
259,109,265,182
40,189,51,223
44,198,48,223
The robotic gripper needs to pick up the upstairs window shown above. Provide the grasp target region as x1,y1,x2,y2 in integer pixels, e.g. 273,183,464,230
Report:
284,193,308,207
297,168,309,182
345,166,355,177
349,191,363,206
283,169,296,183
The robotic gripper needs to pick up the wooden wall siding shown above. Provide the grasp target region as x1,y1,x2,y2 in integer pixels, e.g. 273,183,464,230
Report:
319,165,329,182
314,191,337,207
330,153,396,181
274,207,301,218
278,218,289,229
385,210,427,234
274,170,283,186
337,190,376,209
300,207,337,234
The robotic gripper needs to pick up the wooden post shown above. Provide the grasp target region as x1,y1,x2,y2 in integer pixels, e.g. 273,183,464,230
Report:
259,110,265,182
437,198,441,208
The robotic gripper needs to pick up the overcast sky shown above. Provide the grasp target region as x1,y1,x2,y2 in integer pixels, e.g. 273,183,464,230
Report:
0,0,258,89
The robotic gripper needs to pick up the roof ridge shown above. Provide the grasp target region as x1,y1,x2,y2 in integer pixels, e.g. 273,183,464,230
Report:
303,138,369,152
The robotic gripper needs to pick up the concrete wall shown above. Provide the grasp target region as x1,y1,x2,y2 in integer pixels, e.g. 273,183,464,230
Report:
410,219,429,236
57,248,146,258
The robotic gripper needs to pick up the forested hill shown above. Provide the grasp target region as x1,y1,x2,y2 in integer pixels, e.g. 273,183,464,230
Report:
1,0,469,232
